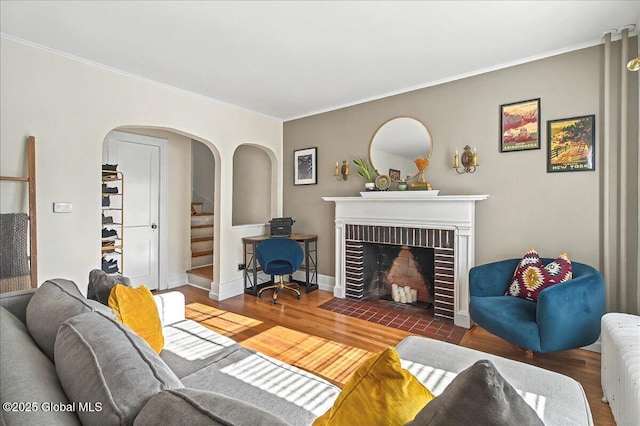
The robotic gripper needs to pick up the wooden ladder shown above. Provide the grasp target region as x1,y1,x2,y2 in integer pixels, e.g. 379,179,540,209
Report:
0,136,38,288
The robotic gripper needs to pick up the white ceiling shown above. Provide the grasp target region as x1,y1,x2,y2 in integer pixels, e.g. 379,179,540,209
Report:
1,1,638,121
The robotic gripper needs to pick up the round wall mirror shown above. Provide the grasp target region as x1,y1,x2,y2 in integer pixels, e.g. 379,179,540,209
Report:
368,117,433,182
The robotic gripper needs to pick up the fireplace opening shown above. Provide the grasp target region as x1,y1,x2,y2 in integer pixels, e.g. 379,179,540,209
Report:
362,243,434,308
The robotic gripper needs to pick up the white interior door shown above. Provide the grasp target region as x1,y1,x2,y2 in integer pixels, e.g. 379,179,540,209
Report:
106,131,162,290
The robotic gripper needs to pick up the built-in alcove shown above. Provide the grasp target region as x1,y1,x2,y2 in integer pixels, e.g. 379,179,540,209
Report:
232,145,271,226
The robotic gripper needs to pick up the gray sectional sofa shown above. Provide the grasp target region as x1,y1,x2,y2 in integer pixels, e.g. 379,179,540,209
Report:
0,278,594,425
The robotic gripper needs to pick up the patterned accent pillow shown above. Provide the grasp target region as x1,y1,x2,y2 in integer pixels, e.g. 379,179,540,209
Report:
506,248,572,302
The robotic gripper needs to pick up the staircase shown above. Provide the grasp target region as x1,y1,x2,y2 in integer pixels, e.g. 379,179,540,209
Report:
187,202,213,289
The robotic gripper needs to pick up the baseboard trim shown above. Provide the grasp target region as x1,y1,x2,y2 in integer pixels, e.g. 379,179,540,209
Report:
292,271,335,293
209,277,246,301
167,272,188,289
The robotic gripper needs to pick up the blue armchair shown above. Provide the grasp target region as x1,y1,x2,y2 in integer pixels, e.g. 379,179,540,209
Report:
469,259,605,356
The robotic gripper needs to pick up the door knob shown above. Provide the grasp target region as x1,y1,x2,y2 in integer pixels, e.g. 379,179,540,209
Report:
151,223,158,229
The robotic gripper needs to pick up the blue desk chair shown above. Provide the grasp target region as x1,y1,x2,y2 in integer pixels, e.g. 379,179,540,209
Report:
469,259,605,358
256,238,304,304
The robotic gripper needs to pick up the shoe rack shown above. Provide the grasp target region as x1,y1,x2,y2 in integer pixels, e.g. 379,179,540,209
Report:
101,167,124,274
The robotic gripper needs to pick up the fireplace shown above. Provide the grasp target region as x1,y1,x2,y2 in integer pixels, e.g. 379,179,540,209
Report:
344,224,453,320
361,243,435,304
324,193,488,328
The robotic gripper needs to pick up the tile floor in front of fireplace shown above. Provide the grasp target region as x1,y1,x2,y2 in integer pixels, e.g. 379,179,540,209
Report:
319,297,467,344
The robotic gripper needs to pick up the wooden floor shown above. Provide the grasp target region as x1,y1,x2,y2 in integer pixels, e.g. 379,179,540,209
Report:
173,285,615,426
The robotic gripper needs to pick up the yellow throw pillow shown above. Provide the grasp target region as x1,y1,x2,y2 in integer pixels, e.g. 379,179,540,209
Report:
108,284,164,353
313,347,434,426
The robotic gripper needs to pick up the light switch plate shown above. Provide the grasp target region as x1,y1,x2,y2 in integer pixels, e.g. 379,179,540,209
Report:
53,202,72,213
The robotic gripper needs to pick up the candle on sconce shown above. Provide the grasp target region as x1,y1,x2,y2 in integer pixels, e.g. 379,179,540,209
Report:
472,147,479,167
454,148,459,168
334,162,339,177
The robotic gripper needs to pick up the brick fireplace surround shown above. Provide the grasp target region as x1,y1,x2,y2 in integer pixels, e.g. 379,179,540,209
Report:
324,193,488,328
344,225,453,321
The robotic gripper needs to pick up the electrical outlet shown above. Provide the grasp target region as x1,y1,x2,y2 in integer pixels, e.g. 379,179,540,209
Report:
238,263,246,271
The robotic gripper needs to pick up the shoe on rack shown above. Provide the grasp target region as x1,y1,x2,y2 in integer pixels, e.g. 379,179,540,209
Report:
102,183,119,194
102,164,118,179
102,228,118,238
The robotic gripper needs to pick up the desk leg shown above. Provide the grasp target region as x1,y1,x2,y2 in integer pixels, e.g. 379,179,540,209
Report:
305,239,318,293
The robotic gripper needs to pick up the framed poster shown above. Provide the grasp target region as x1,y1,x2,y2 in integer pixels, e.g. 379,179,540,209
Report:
294,147,317,185
500,98,540,152
547,115,595,173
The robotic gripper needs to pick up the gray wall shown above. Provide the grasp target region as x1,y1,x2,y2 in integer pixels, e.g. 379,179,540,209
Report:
283,43,638,286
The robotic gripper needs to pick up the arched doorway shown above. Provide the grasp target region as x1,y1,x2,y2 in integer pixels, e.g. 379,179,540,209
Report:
102,126,220,291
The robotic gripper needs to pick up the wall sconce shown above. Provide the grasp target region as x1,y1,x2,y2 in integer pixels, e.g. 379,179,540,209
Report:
454,145,479,174
335,160,349,181
627,55,640,72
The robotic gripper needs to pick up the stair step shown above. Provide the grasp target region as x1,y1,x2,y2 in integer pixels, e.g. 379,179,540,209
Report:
191,224,213,229
191,236,213,243
187,265,214,280
191,240,213,252
192,249,213,257
192,254,213,267
191,215,214,226
187,272,211,290
191,227,213,239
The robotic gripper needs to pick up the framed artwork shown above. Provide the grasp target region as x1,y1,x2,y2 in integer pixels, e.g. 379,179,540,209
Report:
388,168,401,181
500,98,540,152
547,115,595,173
294,147,317,185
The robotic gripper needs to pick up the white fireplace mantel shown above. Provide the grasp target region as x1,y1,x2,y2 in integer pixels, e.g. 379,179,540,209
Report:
323,194,489,328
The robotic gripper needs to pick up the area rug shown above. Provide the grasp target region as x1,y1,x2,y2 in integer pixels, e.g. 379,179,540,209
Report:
318,297,467,345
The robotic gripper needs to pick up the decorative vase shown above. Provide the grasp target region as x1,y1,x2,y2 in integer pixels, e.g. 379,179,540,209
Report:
397,180,408,191
411,157,431,190
364,182,375,191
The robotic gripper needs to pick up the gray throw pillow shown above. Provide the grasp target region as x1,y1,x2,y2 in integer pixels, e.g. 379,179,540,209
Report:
55,311,183,426
405,359,543,426
26,278,114,361
87,269,131,305
134,388,289,426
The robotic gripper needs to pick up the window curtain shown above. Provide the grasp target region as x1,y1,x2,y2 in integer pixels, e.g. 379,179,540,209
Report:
603,29,640,315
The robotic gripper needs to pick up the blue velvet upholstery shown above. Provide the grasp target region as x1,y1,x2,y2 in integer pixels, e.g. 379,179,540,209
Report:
256,238,304,276
469,259,605,353
255,238,304,303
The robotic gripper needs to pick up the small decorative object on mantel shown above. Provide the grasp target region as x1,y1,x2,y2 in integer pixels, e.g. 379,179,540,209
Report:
454,145,479,174
334,160,349,181
374,174,391,191
410,157,432,190
397,178,408,191
353,157,376,191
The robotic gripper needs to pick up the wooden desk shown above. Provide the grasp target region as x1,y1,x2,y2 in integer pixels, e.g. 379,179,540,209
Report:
242,234,318,296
